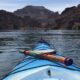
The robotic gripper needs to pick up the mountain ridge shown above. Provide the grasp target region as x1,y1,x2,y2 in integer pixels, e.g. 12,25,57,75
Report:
0,5,80,30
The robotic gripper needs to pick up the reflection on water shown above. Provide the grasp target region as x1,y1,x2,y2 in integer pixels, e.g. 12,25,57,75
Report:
0,30,80,79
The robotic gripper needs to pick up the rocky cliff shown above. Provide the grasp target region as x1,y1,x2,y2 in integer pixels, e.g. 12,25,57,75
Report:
0,10,27,30
55,4,80,30
14,5,59,29
0,5,80,30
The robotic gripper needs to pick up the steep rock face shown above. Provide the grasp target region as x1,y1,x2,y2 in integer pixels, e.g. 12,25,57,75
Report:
0,5,80,30
14,5,60,29
14,5,59,19
0,10,27,30
56,4,80,30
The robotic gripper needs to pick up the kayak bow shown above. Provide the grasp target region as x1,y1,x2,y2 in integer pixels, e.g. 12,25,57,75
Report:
3,40,80,80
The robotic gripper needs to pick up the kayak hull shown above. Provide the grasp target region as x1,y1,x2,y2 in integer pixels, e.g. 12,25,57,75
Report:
3,40,80,80
4,56,80,80
4,61,80,80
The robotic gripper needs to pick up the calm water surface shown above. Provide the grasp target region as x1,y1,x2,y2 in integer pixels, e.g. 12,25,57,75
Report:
0,30,80,79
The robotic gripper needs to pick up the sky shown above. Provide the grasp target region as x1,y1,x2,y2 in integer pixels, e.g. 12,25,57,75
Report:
0,0,80,13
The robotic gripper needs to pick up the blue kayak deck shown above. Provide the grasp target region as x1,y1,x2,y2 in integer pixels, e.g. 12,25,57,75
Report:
9,55,80,75
7,40,80,75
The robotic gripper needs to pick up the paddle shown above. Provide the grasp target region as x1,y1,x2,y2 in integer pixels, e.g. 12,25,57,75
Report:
19,50,73,66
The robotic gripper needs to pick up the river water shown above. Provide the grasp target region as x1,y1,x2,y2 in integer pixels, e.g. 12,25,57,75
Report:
0,30,80,79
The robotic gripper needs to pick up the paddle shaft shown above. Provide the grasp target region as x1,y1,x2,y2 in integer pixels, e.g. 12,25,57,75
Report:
20,50,73,66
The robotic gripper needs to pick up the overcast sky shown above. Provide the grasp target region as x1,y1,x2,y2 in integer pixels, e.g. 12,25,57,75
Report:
0,0,80,13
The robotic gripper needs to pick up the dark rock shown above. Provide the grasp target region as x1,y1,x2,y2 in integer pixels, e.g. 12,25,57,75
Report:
77,4,80,8
14,5,60,29
14,5,59,18
0,4,80,30
0,10,27,30
55,5,80,30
